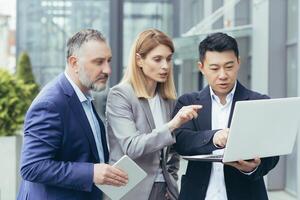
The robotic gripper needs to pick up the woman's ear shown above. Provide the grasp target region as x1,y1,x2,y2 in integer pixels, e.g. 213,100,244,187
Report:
136,53,143,68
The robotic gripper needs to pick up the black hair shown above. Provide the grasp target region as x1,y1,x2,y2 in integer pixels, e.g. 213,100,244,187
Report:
198,32,239,63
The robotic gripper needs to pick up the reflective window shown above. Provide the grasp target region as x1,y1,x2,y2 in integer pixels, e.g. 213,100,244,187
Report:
123,0,173,69
173,0,251,94
287,45,298,97
285,44,297,196
285,0,298,196
17,0,109,86
287,0,298,42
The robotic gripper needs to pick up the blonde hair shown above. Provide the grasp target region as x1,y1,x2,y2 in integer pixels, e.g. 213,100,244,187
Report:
122,29,176,100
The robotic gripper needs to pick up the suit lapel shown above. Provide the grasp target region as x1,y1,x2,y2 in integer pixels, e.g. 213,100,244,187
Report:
196,86,212,130
59,74,100,162
139,98,156,130
69,94,100,162
159,97,171,124
159,97,171,158
92,103,109,163
140,96,171,159
196,82,250,129
227,81,250,127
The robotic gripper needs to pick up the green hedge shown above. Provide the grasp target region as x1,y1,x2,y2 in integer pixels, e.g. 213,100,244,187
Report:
16,52,39,99
0,69,35,136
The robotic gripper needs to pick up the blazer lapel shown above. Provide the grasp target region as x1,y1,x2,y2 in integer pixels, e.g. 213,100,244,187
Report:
159,97,171,124
59,74,100,162
140,96,170,160
69,94,100,162
139,98,156,130
92,103,109,163
159,98,178,199
196,86,212,130
227,81,250,127
159,97,171,158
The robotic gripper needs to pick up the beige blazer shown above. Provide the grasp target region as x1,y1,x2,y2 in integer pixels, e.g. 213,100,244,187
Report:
106,82,179,200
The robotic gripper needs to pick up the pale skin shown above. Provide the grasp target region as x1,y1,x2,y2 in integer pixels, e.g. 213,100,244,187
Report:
137,44,202,133
137,44,201,199
198,50,261,172
66,40,128,186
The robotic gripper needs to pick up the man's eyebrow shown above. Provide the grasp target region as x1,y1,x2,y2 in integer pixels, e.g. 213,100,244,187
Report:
208,63,220,67
224,61,234,65
92,57,104,61
91,57,111,62
208,61,235,67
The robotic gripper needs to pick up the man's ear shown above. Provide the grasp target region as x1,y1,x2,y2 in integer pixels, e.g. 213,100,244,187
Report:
198,61,205,74
68,56,79,72
237,57,241,64
136,53,143,68
237,57,241,70
68,56,77,67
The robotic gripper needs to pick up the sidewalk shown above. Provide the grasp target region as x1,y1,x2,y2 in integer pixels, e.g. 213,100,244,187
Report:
268,191,297,200
178,159,298,200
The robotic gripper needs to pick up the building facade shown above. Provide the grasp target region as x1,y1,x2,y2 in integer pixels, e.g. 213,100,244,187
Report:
16,0,299,198
173,0,299,198
16,0,174,119
17,0,110,86
0,14,11,70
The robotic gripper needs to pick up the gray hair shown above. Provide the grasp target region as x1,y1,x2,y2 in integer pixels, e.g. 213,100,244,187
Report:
66,29,106,59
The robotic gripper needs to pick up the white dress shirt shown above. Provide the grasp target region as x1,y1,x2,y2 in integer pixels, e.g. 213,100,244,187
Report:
205,83,236,200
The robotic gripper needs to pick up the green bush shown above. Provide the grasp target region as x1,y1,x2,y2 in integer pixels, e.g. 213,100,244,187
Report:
0,69,34,136
16,52,39,98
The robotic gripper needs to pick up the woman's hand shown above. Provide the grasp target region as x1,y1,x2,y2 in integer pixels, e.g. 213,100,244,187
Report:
167,105,202,132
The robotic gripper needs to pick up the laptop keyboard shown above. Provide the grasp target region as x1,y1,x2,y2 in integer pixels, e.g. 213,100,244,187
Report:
207,155,223,159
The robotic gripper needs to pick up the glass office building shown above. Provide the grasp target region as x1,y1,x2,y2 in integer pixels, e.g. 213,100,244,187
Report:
173,0,299,198
123,1,173,70
16,0,173,87
17,0,110,86
16,0,174,119
0,15,10,70
16,0,299,199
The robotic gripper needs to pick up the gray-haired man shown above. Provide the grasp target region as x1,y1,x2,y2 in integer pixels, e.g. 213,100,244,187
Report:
18,29,128,200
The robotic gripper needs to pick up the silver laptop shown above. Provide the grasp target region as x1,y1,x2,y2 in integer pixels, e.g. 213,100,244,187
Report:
182,97,300,163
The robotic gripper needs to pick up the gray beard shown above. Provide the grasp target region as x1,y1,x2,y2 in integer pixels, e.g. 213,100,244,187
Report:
78,65,106,92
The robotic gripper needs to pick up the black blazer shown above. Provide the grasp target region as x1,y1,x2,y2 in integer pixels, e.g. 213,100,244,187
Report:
173,82,279,200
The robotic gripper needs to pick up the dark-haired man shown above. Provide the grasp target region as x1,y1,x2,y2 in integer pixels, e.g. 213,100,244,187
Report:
18,29,128,200
173,32,279,200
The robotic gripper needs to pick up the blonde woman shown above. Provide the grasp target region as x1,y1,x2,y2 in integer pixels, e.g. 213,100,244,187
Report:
106,29,201,200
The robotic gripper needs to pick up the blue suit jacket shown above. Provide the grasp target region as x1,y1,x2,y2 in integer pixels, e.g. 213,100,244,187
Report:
17,73,109,200
173,82,279,200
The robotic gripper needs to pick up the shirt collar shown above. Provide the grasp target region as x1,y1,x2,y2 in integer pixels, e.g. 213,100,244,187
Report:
210,81,237,105
64,71,93,103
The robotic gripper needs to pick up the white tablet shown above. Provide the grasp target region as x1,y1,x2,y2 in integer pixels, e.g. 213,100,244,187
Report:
97,155,147,200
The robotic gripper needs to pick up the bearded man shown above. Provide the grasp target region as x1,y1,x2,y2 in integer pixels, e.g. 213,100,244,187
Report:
17,29,128,200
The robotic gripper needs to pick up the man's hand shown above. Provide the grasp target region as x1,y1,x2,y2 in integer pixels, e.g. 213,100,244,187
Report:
93,163,128,186
213,128,229,148
225,157,261,173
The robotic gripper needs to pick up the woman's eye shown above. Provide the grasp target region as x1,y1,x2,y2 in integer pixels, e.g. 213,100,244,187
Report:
167,57,173,62
154,58,161,62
